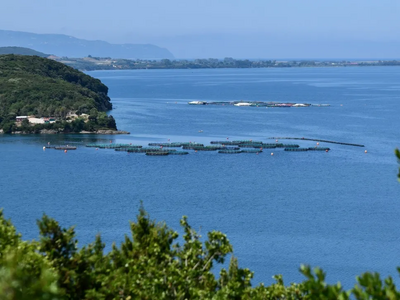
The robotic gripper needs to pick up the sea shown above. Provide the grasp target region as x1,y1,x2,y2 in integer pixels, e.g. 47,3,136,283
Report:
1,67,399,289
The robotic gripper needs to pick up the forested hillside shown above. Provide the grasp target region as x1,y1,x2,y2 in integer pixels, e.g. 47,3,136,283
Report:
0,46,49,57
0,54,115,132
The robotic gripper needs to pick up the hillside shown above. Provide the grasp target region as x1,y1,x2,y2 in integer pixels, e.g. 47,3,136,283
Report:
0,46,49,57
0,29,174,59
0,55,117,133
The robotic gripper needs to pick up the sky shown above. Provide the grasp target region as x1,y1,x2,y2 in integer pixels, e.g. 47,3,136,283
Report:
2,0,400,59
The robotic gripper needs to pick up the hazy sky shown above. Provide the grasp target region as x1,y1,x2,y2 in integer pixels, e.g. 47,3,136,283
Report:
2,0,400,58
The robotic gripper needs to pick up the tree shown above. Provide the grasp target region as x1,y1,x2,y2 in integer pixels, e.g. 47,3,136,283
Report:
107,115,117,130
0,151,399,299
0,210,62,299
88,108,98,121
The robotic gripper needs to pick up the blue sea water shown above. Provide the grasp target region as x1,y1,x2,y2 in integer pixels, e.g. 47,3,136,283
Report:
1,67,399,288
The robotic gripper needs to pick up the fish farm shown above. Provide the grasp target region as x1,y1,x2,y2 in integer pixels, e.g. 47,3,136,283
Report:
45,138,364,156
72,139,345,157
188,101,330,107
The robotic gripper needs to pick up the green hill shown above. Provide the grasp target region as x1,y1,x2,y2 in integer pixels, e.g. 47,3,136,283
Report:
0,54,116,133
0,46,49,57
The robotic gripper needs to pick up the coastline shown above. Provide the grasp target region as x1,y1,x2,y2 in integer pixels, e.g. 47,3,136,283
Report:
0,129,130,135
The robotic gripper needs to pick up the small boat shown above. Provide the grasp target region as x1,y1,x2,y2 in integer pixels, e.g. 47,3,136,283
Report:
293,103,311,107
188,101,206,105
234,102,251,106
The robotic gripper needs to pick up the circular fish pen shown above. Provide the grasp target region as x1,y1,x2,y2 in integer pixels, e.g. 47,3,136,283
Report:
239,144,264,148
146,152,169,156
168,151,189,155
240,149,262,153
284,148,309,151
307,147,330,151
218,150,242,154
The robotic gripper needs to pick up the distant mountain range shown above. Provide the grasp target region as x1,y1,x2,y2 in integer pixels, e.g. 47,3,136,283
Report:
0,30,174,59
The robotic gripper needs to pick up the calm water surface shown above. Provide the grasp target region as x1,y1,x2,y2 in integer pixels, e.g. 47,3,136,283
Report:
1,67,399,288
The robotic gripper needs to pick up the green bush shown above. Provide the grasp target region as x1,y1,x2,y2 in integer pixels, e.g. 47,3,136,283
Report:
1,154,399,299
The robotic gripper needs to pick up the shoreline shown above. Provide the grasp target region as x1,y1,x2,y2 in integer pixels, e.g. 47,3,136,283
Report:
0,129,130,135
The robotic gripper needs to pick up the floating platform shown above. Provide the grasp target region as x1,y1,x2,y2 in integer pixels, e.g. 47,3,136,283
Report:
187,146,226,151
146,152,169,156
86,143,139,149
239,144,264,148
188,101,325,107
168,151,189,155
210,141,236,145
307,147,330,151
218,150,242,154
84,138,339,156
269,137,364,147
54,146,77,150
240,149,262,153
148,142,185,147
232,140,263,145
284,148,309,151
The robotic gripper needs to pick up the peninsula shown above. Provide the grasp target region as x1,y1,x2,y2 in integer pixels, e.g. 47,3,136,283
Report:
0,55,127,134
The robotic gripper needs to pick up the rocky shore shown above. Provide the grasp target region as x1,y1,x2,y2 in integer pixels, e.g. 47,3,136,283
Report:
1,129,130,134
94,130,130,135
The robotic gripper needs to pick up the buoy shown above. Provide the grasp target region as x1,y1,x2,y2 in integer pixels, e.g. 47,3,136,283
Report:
43,146,46,151
64,150,67,153
317,142,319,145
271,152,274,156
365,150,367,153
325,149,329,152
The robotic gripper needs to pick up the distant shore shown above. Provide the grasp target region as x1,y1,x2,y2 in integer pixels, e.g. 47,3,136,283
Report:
51,56,400,71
